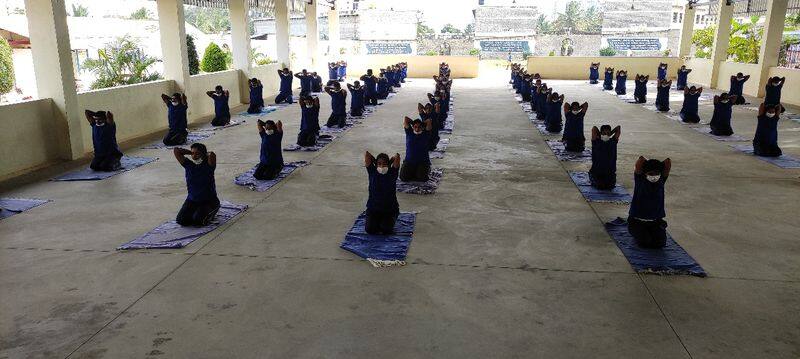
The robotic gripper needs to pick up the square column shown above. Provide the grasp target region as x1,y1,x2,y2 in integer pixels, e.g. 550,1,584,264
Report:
754,0,789,97
24,0,85,160
708,0,734,88
275,0,291,68
328,8,340,60
678,3,696,59
229,0,252,103
306,0,319,68
156,0,191,92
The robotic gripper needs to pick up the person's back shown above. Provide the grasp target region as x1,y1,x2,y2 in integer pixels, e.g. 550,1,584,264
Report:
562,102,587,151
655,80,671,112
603,68,614,90
545,93,564,133
615,71,627,95
764,76,785,107
348,82,365,116
248,79,264,114
628,157,671,248
729,73,749,104
633,75,648,103
676,66,691,90
589,125,620,190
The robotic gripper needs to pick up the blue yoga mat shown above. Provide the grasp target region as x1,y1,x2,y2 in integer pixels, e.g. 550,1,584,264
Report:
142,131,214,149
430,138,449,159
340,212,417,264
52,156,156,181
283,135,335,152
537,123,560,136
199,119,246,131
237,107,278,117
546,140,591,162
568,172,632,204
439,114,454,134
731,144,800,169
690,126,746,142
118,201,247,250
605,217,706,277
0,198,50,220
233,161,308,192
396,168,444,195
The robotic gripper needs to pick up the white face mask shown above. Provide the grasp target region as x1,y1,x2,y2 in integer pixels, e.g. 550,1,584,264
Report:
571,110,581,115
190,157,203,165
600,135,611,142
94,119,105,127
766,113,776,118
171,100,180,106
721,99,729,103
376,166,388,175
413,129,423,135
646,174,661,183
265,129,275,135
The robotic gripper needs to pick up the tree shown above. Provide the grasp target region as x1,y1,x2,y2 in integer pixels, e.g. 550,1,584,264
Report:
200,43,227,73
129,7,153,20
464,23,475,37
71,4,89,17
535,15,553,34
184,6,231,34
440,24,461,34
82,36,161,90
416,22,434,39
187,35,200,75
690,26,715,59
691,17,763,63
0,39,15,98
550,1,603,34
599,47,617,56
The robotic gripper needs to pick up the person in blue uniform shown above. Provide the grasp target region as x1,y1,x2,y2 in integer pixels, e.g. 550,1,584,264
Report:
347,81,365,117
562,101,588,151
676,65,692,90
655,79,671,112
657,63,668,81
400,117,433,182
545,92,565,133
709,93,737,136
295,69,314,96
729,73,750,105
173,143,220,227
536,84,552,121
633,74,649,103
603,67,615,91
589,125,621,190
363,151,401,234
311,72,323,93
247,78,264,114
628,156,672,248
275,68,294,104
85,110,122,171
377,72,390,99
520,74,533,102
763,76,786,113
589,62,600,84
753,103,782,157
679,86,703,123
161,92,189,146
297,96,320,147
325,82,348,128
399,62,408,83
206,85,230,126
328,62,339,82
615,70,628,95
418,103,440,151
254,119,284,180
338,61,347,81
360,69,379,106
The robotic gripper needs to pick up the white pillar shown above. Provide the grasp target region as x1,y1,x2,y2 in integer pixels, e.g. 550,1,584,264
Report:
754,0,788,97
678,4,696,59
708,0,733,88
229,0,252,103
305,0,319,68
24,0,85,160
275,0,291,68
156,0,191,92
328,8,340,60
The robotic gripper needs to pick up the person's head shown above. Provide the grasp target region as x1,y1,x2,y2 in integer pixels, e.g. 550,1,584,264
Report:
680,65,686,70
424,103,433,113
642,159,665,183
332,82,341,90
312,71,318,76
367,69,373,76
263,119,277,134
411,119,424,134
720,92,730,103
771,76,782,85
551,92,560,101
660,79,670,87
301,69,308,74
282,67,290,74
171,93,182,105
249,78,258,85
736,72,744,79
214,85,223,94
189,143,208,163
92,111,108,126
303,96,315,108
765,104,779,118
353,80,361,87
599,124,612,141
570,101,581,114
660,63,667,68
375,153,391,174
535,79,542,86
689,86,697,95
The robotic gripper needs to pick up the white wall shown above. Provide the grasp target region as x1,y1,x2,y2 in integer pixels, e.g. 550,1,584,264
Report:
0,98,61,179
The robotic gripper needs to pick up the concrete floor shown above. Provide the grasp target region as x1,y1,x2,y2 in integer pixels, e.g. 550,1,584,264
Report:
1,73,799,359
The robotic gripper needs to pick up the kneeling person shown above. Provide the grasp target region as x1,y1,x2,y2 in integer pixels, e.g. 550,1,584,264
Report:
364,151,401,235
589,125,621,190
206,85,231,126
628,156,671,248
173,143,220,227
86,110,122,171
255,120,284,180
400,117,432,182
